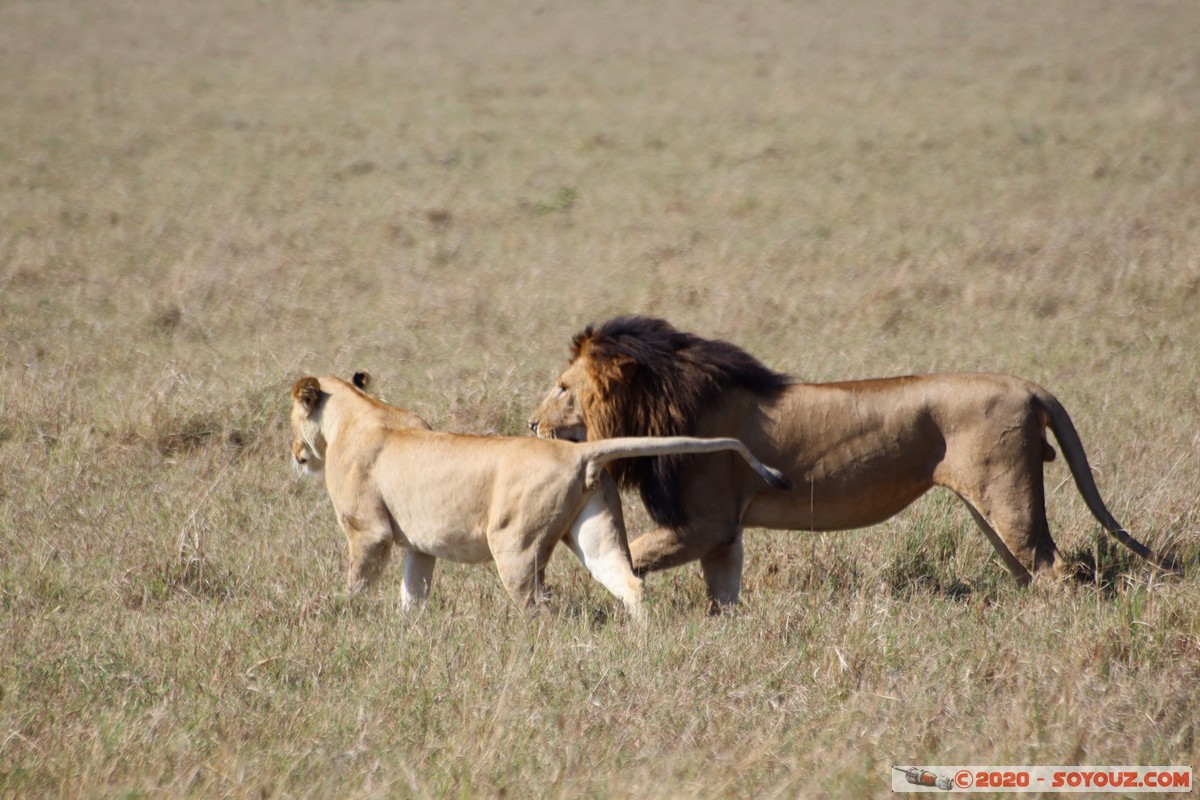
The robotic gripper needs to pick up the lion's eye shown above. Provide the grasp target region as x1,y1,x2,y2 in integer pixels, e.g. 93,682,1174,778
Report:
555,384,567,397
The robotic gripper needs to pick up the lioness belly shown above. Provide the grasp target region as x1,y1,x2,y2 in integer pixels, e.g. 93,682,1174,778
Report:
397,523,493,564
385,498,491,563
374,448,497,564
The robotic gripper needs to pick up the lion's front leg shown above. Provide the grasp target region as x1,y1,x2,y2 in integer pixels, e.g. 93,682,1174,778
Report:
699,535,743,612
629,520,743,609
628,455,748,607
629,525,708,574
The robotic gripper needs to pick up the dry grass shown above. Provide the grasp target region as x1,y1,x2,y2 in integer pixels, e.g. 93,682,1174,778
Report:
2,0,1199,797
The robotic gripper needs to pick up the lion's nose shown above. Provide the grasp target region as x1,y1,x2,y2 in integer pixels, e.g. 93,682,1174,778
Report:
528,421,538,435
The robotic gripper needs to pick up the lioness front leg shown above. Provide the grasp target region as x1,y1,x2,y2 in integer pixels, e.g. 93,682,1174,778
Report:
401,550,436,610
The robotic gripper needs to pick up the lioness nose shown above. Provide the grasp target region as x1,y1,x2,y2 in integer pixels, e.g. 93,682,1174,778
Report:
528,421,538,434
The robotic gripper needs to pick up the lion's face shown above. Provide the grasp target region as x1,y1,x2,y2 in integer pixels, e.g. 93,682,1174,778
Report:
528,359,592,442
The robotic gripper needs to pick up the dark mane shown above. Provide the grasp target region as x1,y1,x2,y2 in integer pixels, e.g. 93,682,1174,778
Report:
573,315,791,528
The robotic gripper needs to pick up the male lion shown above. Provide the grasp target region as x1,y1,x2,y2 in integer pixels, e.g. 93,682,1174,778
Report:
528,316,1165,607
290,370,787,618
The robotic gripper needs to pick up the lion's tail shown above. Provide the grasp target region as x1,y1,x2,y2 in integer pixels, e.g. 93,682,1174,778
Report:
580,436,791,492
1036,391,1169,569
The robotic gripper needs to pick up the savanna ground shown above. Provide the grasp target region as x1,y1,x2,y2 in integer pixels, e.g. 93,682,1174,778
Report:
2,1,1199,797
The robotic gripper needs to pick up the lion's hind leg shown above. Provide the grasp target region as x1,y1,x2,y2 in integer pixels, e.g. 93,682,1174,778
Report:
956,487,1062,585
959,499,1034,586
562,477,645,622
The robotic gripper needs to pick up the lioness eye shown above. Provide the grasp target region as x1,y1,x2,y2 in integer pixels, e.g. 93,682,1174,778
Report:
555,384,567,396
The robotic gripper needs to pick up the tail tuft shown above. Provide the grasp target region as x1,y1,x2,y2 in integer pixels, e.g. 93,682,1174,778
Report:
764,467,792,491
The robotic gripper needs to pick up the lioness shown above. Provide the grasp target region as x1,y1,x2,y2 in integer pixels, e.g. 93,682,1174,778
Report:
528,316,1166,607
290,371,787,618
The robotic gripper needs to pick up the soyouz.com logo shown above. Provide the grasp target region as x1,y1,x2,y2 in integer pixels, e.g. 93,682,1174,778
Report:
891,766,1192,793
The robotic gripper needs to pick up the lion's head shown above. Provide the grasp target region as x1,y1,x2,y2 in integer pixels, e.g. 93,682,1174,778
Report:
529,316,790,526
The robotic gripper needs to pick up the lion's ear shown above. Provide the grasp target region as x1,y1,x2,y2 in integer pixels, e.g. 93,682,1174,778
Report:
612,355,637,383
570,326,595,359
352,371,371,391
592,353,637,388
292,376,322,412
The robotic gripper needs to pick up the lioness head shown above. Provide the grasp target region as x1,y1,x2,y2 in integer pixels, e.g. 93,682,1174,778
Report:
290,376,327,475
290,371,373,475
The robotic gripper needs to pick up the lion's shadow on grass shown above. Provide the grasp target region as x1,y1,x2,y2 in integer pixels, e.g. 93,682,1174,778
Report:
882,546,1180,602
881,558,976,601
880,524,981,601
1063,536,1186,596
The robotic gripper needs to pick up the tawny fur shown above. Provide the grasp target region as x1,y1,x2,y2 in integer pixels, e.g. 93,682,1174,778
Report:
290,371,786,618
528,316,1165,608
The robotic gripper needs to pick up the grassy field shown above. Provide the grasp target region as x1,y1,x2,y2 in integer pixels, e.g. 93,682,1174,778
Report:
2,0,1199,796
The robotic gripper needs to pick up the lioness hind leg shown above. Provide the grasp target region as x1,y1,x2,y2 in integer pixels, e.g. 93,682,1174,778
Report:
491,536,560,615
563,482,645,621
960,501,1033,586
400,550,436,611
341,511,395,594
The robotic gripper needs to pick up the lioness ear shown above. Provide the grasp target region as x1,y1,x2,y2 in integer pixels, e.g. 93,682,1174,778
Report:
352,370,371,391
292,376,323,412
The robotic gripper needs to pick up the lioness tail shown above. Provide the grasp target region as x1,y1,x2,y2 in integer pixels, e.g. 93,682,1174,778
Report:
581,437,791,492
